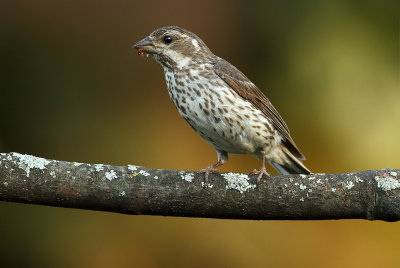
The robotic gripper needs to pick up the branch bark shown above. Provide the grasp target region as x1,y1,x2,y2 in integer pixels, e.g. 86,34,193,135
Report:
0,152,399,221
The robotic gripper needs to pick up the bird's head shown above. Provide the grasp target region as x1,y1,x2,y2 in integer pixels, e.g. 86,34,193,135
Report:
133,26,213,70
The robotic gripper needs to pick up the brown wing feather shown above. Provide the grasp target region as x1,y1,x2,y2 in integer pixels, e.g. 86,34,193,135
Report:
213,58,305,160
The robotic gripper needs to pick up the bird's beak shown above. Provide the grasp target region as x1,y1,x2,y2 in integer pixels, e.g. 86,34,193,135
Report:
133,36,156,54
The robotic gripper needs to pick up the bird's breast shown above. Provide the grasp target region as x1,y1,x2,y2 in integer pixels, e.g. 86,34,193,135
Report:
163,67,280,154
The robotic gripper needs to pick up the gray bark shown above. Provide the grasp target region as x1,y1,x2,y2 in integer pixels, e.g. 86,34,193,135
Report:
0,152,399,221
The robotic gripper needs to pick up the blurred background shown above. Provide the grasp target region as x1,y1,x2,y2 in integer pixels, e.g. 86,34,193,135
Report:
0,0,399,267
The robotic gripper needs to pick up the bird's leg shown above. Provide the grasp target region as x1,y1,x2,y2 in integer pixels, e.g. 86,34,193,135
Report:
201,150,228,187
249,150,270,187
201,160,225,186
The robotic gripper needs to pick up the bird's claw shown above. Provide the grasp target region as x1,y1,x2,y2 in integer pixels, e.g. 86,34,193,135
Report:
249,168,269,188
201,167,220,187
249,169,259,175
200,167,219,174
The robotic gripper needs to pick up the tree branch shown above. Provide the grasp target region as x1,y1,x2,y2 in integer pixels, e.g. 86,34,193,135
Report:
0,152,399,221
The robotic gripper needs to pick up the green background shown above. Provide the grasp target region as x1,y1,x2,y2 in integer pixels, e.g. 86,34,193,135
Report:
1,0,399,267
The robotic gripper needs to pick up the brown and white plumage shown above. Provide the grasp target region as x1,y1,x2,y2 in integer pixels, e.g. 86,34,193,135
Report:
134,26,311,184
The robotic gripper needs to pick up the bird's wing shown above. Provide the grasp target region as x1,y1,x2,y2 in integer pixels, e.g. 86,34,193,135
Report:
213,58,305,160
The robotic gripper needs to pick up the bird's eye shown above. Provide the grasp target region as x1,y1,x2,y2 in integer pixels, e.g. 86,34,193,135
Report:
163,35,173,44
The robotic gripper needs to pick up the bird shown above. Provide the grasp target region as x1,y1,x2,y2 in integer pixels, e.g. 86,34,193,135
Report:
133,26,311,185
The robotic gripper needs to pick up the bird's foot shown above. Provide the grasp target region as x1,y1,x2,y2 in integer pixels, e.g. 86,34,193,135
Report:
249,168,270,188
200,166,220,187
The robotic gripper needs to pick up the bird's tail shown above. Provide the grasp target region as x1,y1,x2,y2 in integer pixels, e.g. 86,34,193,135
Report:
270,145,311,175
